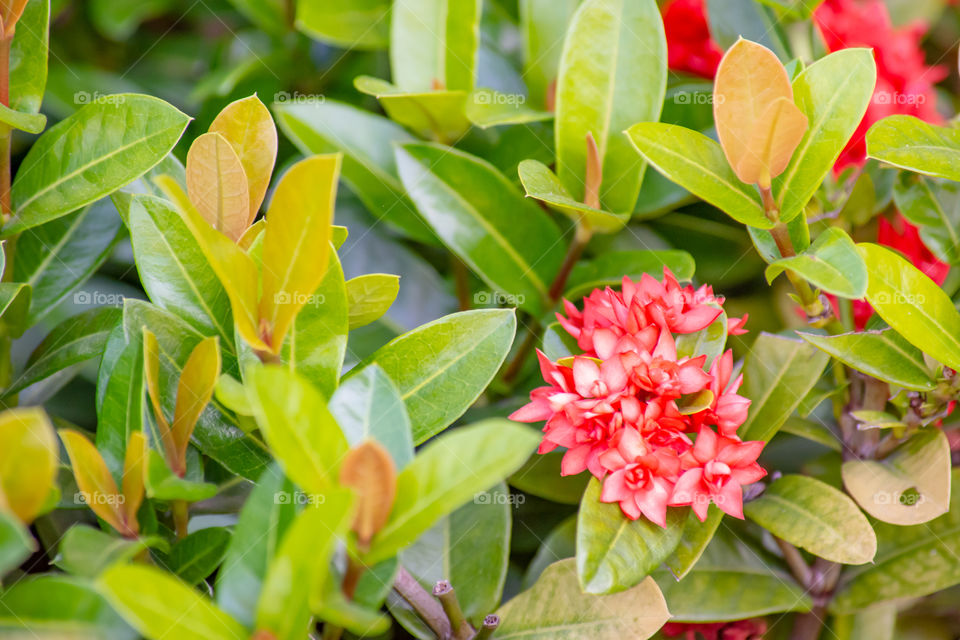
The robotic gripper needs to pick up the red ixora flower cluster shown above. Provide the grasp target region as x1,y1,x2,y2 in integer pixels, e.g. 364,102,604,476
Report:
510,270,765,526
662,0,722,78
663,618,768,640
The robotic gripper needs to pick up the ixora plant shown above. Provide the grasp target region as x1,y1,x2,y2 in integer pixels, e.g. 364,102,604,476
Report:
3,0,960,638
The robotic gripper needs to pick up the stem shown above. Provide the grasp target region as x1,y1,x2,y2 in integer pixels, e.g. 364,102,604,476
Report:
776,537,812,587
473,616,500,640
172,500,189,540
394,568,451,639
500,321,542,385
453,257,472,311
433,581,470,639
548,224,591,302
790,607,827,640
342,556,365,600
0,30,11,220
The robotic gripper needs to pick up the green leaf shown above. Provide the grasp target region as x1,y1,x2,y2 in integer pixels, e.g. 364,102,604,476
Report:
0,103,46,133
215,463,296,627
626,123,771,228
893,174,960,265
257,490,354,640
766,227,867,298
295,0,389,49
88,0,174,40
781,416,842,451
95,325,144,479
564,250,696,300
859,242,960,370
496,558,670,639
127,195,234,350
664,508,724,579
14,197,124,325
97,564,247,640
518,159,628,233
354,76,470,143
0,509,34,576
740,332,830,442
55,526,161,578
5,306,120,397
10,0,50,115
329,364,415,470
676,310,727,370
745,474,876,564
8,94,190,235
842,429,951,525
143,449,217,502
653,528,812,621
867,114,960,181
345,274,399,330
799,328,935,391
396,143,564,316
273,100,434,243
519,0,581,109
523,516,577,588
774,48,876,221
831,468,960,614
850,410,904,430
706,0,789,58
393,482,511,635
0,574,132,639
390,0,481,92
224,0,286,34
555,0,666,213
246,366,349,495
0,282,31,339
543,321,579,361
576,477,685,594
364,419,539,564
465,90,552,129
509,451,589,505
348,309,516,444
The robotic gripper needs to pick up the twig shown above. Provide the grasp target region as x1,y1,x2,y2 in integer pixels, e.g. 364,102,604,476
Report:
394,568,452,639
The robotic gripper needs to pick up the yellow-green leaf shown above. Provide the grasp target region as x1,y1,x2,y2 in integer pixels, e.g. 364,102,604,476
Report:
259,154,340,352
0,407,57,524
173,337,220,470
143,329,177,466
186,132,250,242
59,429,130,536
120,431,147,528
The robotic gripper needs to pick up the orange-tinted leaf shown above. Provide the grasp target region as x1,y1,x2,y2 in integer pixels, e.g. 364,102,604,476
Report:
258,154,340,352
338,440,396,546
173,337,221,469
120,431,147,529
209,95,278,225
186,132,250,242
143,329,177,466
735,96,808,188
155,175,266,351
0,408,57,524
59,429,132,536
714,39,794,186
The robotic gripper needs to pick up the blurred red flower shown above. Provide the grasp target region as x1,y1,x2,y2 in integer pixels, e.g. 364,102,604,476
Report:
662,0,722,78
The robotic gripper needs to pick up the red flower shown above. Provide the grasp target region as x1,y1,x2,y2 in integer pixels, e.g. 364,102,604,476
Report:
814,0,946,169
663,618,768,640
662,0,722,78
510,270,763,525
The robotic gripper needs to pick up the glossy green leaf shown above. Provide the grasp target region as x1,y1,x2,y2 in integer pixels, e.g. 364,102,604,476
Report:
576,478,685,594
676,310,727,370
832,468,960,614
0,282,30,339
781,416,842,451
555,0,666,213
394,482,511,636
364,419,539,564
497,558,669,639
97,564,247,640
520,0,581,109
0,574,133,639
10,0,49,115
55,526,161,578
257,490,353,640
354,76,471,144
542,321,579,361
396,143,564,316
246,366,349,494
8,94,190,235
347,309,516,444
842,429,951,525
867,114,960,181
799,328,935,391
345,274,400,330
329,364,415,470
859,242,960,370
143,449,217,502
745,474,876,564
5,306,120,397
893,174,960,265
767,227,867,298
664,507,724,579
14,197,124,325
774,48,876,221
215,463,296,627
95,325,144,479
273,100,434,243
626,123,771,228
465,90,552,129
0,509,34,576
390,0,481,92
0,103,45,133
295,0,389,49
565,250,696,301
653,529,812,621
509,451,589,505
128,194,234,349
740,332,830,442
518,159,628,233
